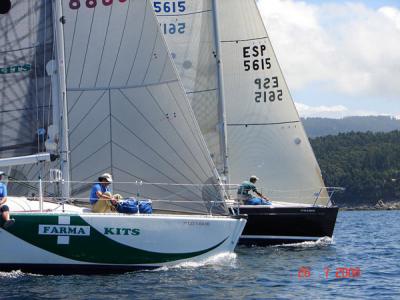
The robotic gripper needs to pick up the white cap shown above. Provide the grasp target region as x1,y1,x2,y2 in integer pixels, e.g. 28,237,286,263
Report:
99,173,113,183
0,171,5,176
250,175,259,181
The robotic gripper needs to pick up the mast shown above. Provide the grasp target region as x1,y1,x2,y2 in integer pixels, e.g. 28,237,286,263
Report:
53,0,70,199
211,0,229,183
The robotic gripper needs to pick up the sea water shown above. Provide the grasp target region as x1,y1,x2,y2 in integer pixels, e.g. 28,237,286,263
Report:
1,210,399,299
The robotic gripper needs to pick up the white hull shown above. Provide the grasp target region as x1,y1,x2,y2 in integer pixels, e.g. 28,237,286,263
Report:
0,199,246,274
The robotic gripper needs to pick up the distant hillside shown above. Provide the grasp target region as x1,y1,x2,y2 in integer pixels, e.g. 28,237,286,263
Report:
310,131,400,207
302,116,400,137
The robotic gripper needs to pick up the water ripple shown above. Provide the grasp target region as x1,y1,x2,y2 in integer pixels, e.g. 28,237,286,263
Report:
0,210,399,299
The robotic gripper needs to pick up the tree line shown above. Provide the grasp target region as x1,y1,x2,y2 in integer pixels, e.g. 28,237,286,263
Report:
310,131,400,206
303,116,400,137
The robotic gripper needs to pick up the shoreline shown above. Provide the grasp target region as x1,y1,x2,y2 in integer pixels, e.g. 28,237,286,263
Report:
339,200,400,211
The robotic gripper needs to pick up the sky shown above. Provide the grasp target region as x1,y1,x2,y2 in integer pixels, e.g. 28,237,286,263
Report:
256,0,400,119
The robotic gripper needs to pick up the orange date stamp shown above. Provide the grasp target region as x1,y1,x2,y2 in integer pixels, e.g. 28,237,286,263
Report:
298,266,361,279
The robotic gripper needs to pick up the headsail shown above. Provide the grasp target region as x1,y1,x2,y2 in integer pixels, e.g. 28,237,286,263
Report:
152,0,225,175
214,0,328,205
61,0,226,214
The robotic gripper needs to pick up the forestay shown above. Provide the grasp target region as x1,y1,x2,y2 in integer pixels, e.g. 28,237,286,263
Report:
153,0,225,175
61,0,226,214
214,0,328,205
0,0,55,195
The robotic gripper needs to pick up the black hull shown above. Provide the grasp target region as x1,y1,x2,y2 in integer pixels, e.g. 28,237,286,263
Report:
232,206,339,246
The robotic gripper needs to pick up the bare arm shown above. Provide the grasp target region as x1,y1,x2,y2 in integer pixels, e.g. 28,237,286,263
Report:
256,191,269,201
96,191,113,200
0,196,7,206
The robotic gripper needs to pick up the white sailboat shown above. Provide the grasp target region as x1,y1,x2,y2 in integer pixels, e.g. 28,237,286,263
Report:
0,0,246,274
154,0,339,245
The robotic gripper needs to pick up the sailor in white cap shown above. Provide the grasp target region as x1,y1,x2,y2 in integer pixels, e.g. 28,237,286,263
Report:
237,175,270,205
0,171,15,228
89,173,116,213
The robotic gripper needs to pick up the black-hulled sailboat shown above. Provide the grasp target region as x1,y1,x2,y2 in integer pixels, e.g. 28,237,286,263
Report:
154,0,339,246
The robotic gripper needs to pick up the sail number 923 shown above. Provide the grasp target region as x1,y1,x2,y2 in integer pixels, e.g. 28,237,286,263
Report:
254,77,283,102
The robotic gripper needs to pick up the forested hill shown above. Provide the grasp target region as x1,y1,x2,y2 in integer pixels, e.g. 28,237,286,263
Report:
310,131,400,207
303,116,400,137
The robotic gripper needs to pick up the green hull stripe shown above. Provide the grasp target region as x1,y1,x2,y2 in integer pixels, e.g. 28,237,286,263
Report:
6,214,228,265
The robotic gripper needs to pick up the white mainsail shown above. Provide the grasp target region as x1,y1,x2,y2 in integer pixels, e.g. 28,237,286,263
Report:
61,0,226,214
153,0,225,175
156,0,328,205
215,0,327,205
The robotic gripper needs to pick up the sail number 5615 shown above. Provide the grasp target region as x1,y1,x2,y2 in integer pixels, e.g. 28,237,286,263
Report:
243,45,271,72
153,1,186,13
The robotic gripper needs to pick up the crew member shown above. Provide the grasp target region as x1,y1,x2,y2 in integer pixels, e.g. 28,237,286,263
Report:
0,171,15,228
90,173,116,213
237,175,270,205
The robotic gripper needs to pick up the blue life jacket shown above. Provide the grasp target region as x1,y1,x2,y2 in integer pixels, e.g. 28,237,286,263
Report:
116,198,153,214
138,200,152,214
116,198,138,214
245,197,272,205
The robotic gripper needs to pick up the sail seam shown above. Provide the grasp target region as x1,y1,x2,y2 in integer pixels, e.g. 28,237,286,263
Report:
126,0,148,85
68,91,107,135
69,115,109,153
186,88,217,94
78,3,97,88
67,91,84,115
111,142,203,201
66,5,80,77
165,83,224,208
108,0,131,86
157,51,169,83
156,9,212,17
166,84,218,177
0,44,52,54
0,105,51,114
117,88,206,182
93,3,114,86
66,80,178,92
142,25,159,84
227,121,300,126
70,142,111,171
117,87,220,206
145,87,209,179
220,36,268,43
110,113,203,188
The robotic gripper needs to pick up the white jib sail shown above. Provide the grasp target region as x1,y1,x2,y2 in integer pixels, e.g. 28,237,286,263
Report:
152,0,225,175
213,0,328,205
61,0,226,214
